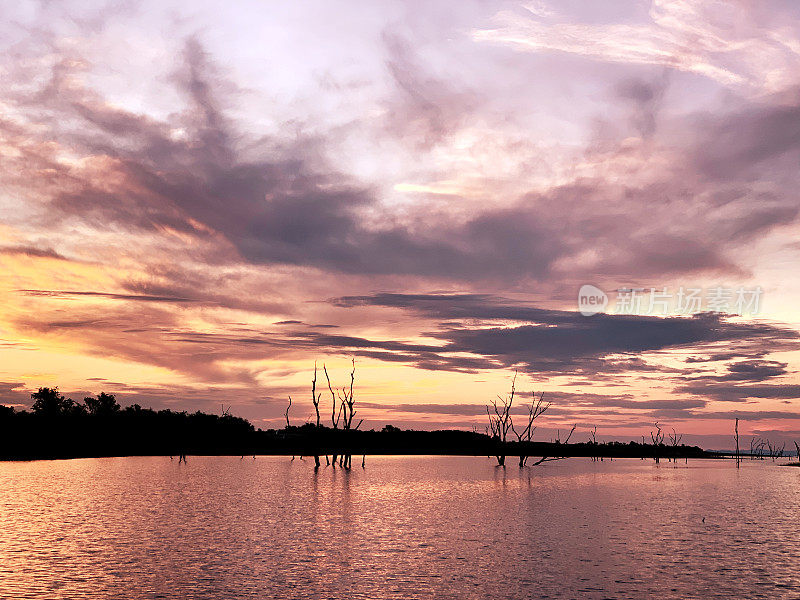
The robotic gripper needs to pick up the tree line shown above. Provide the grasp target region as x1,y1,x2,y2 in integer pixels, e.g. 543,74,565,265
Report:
0,376,741,464
0,387,254,460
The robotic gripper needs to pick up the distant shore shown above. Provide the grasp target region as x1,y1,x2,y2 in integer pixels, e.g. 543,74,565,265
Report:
1,403,713,462
0,392,777,463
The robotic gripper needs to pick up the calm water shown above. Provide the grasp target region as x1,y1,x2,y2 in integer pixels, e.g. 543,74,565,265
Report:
1,456,799,599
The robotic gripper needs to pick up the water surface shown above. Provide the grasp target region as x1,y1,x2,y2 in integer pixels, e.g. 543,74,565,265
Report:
1,456,799,599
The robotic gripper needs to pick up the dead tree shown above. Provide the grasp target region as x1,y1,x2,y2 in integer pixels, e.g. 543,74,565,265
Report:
324,364,342,429
651,422,664,463
512,391,550,466
766,439,785,462
285,396,292,429
309,365,322,468
339,359,360,430
486,372,517,466
734,418,740,468
750,436,766,460
589,426,598,461
336,359,360,468
555,425,576,445
324,360,360,469
323,364,341,466
311,363,321,427
795,441,800,464
668,428,682,464
528,425,576,466
557,424,576,448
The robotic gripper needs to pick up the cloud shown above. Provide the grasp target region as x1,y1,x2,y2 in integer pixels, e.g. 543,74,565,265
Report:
694,92,800,180
545,391,707,411
472,0,800,91
438,314,797,378
381,30,480,149
332,293,800,376
690,359,790,382
5,32,798,293
615,72,670,139
20,289,199,303
1,5,800,431
678,383,800,403
0,246,73,261
13,302,265,384
3,36,572,283
0,382,29,408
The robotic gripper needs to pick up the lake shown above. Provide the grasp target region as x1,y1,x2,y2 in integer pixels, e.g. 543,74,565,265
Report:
1,456,799,599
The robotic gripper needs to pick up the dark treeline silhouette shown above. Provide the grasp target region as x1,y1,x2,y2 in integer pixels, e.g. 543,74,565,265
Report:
0,387,254,460
0,386,714,461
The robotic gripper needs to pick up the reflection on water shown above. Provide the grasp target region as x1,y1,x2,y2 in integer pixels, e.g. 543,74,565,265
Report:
1,456,799,599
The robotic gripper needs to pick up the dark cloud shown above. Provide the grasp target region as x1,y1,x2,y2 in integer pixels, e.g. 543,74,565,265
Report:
439,316,798,378
684,409,800,422
4,35,796,292
20,289,198,303
677,383,800,403
676,358,798,402
0,382,29,408
361,402,489,416
545,391,707,411
688,359,790,382
0,245,73,261
695,91,800,180
330,293,800,377
6,37,569,283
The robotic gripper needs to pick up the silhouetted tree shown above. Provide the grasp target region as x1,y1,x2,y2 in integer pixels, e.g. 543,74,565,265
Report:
320,359,360,468
31,387,81,417
651,422,665,463
589,426,598,461
512,391,550,466
486,372,517,466
766,439,785,461
339,359,360,431
309,364,322,467
311,362,321,428
668,428,682,464
337,359,360,468
84,392,121,416
750,436,764,460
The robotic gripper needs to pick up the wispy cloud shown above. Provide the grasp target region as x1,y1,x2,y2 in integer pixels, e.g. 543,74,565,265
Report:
473,0,800,91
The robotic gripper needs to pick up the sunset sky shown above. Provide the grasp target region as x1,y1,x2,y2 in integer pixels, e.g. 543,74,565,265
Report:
2,0,800,447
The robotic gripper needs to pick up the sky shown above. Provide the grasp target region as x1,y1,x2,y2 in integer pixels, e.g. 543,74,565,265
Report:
2,0,800,447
